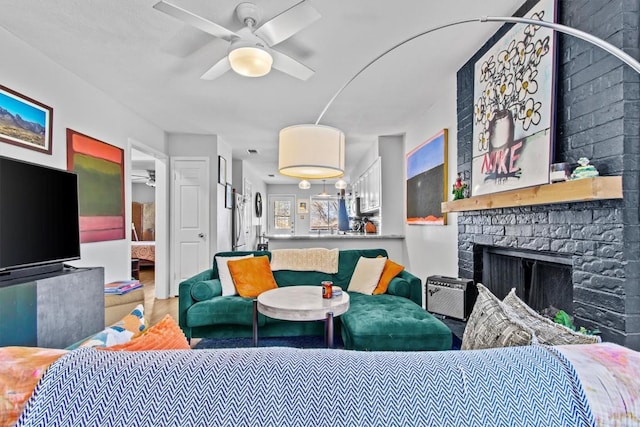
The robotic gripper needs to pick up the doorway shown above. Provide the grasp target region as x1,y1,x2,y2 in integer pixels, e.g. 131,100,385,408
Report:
267,194,296,235
130,141,169,299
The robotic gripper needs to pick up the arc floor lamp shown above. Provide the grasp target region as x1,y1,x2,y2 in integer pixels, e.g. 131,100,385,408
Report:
278,15,640,178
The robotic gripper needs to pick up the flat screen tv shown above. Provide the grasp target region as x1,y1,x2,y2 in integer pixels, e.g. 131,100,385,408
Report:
0,156,80,279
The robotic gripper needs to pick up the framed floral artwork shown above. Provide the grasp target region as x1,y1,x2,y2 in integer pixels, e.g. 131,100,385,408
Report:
471,0,557,196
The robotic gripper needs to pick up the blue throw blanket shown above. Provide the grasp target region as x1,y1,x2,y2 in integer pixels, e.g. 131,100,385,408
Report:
18,346,595,426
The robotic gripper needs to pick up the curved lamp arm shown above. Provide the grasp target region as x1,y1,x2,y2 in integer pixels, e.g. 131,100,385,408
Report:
315,16,640,125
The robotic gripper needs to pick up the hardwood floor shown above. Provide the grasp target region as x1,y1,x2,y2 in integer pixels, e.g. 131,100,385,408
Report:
139,267,179,326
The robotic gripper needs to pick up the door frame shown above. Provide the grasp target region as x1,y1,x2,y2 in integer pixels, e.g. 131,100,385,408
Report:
129,139,170,299
267,194,297,235
170,156,210,296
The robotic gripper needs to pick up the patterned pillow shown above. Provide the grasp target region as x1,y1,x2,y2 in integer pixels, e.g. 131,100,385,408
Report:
503,289,600,345
227,256,278,298
79,304,146,348
101,314,190,351
461,283,536,350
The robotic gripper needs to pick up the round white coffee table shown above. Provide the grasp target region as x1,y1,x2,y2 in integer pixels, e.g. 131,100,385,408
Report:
253,286,350,348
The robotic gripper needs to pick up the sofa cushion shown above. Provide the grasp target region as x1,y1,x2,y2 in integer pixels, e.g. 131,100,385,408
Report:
347,256,387,295
191,279,222,301
462,283,536,350
228,256,278,298
503,289,600,345
187,297,264,327
373,258,405,295
216,254,253,296
341,293,452,351
272,270,334,287
386,276,411,299
79,304,146,348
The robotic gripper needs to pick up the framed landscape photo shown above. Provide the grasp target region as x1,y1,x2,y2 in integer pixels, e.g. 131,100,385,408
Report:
0,84,53,154
406,129,448,225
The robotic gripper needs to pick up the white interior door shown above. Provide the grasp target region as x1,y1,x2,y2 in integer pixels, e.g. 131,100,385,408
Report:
171,158,209,295
267,195,296,235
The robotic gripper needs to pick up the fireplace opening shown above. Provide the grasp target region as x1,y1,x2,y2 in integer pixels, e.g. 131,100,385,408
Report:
481,246,573,315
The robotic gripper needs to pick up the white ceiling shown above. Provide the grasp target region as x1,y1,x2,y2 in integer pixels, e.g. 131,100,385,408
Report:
0,0,523,184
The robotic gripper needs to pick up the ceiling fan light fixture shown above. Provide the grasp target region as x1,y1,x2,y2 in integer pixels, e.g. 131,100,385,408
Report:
229,46,273,77
279,124,345,179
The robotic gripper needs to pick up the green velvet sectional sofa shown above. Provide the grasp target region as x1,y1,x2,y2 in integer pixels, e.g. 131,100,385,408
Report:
178,248,452,351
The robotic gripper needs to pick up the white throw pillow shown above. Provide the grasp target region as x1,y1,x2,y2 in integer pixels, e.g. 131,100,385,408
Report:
216,255,254,296
347,256,387,295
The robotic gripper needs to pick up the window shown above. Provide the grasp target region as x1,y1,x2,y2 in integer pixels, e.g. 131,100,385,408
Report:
274,200,292,230
310,196,338,231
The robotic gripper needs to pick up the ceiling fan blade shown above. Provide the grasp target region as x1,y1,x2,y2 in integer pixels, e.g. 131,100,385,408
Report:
270,49,314,81
200,57,231,80
254,0,321,47
153,1,239,42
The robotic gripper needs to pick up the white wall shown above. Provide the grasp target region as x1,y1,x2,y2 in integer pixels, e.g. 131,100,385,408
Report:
132,182,156,203
0,27,165,284
403,75,459,287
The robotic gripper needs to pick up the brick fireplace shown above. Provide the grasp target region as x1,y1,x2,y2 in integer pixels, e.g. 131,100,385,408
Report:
455,0,639,349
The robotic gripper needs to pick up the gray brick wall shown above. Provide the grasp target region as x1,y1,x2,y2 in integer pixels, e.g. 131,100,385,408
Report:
456,0,640,349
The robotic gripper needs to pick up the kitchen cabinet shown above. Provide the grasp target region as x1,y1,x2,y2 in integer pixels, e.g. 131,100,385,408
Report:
352,157,381,213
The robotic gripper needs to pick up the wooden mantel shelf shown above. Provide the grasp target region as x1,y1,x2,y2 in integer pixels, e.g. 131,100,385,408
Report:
441,176,622,213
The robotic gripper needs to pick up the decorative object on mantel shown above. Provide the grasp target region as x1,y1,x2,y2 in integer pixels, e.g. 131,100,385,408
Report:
471,0,556,197
406,129,448,225
570,157,599,180
549,162,570,182
452,173,468,200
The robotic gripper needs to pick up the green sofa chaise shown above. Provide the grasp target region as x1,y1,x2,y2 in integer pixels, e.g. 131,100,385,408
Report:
179,248,452,351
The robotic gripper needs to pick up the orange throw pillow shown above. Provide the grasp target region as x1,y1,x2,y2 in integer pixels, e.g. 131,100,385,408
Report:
373,258,405,295
101,314,190,351
227,255,278,298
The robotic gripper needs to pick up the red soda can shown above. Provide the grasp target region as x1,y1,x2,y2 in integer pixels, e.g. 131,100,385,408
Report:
322,281,333,299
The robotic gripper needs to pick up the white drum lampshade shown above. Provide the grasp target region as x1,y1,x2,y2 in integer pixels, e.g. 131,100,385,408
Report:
279,124,345,179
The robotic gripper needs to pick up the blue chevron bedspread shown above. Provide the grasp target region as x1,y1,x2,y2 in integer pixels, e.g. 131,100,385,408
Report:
17,345,595,427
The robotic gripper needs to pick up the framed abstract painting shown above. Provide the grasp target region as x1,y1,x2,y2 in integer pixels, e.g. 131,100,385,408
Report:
67,129,125,243
406,129,448,225
471,0,557,196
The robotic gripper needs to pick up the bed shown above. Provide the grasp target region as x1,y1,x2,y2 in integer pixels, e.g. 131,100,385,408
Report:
131,241,155,267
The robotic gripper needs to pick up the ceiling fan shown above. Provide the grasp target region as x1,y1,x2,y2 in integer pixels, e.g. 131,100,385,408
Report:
153,0,320,80
132,170,156,187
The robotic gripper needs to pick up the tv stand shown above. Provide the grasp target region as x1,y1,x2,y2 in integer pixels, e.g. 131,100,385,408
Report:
0,266,104,348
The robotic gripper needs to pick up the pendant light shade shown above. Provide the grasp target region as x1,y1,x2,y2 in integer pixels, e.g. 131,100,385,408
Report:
279,124,345,179
298,179,311,189
229,46,273,77
334,179,347,189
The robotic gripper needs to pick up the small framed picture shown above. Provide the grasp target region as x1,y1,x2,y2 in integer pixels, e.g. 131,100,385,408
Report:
298,199,309,214
225,183,232,209
218,155,227,184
